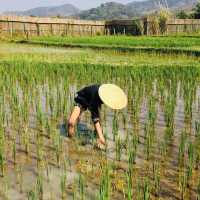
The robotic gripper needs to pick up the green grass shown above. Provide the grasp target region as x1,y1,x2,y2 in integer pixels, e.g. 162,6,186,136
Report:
0,43,199,67
14,35,200,57
25,35,200,49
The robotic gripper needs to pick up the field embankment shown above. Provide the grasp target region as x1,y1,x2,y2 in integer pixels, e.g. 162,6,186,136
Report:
15,35,200,57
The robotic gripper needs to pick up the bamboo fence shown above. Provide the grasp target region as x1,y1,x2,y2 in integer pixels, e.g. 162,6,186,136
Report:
0,16,106,37
0,15,200,37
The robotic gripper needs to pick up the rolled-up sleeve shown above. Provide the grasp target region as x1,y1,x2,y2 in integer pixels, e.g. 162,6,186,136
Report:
90,107,100,124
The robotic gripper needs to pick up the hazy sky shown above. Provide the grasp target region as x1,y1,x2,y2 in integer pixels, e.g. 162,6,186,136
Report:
0,0,141,13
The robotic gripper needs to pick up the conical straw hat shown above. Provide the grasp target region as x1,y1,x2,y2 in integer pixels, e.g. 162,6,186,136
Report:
98,84,127,110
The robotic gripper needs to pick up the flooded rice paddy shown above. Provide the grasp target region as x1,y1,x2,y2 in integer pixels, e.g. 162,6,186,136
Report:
0,42,200,200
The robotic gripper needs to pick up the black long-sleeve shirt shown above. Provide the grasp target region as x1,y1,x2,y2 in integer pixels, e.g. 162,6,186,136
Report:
74,84,103,123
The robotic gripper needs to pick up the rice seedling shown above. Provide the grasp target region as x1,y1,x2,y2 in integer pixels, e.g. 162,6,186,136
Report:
122,112,127,130
36,102,45,132
98,165,111,200
49,92,55,119
183,80,196,129
158,141,167,163
197,178,200,200
22,126,30,155
163,95,176,141
72,183,78,200
178,131,188,168
36,134,44,164
131,91,141,133
195,121,200,137
35,174,44,200
186,141,195,187
52,130,63,167
128,143,136,166
16,164,23,193
115,136,122,161
78,173,85,200
126,172,133,200
1,176,10,199
12,138,17,165
194,132,200,170
45,117,51,139
136,178,143,200
148,96,157,131
144,123,153,161
60,171,67,199
44,159,50,182
179,170,188,200
28,190,37,200
143,177,151,200
0,126,6,177
0,149,5,177
152,162,160,197
112,112,119,141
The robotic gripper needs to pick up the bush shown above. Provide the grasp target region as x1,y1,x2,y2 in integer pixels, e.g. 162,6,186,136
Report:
148,9,171,35
193,2,200,19
159,10,169,34
176,10,188,19
132,19,144,35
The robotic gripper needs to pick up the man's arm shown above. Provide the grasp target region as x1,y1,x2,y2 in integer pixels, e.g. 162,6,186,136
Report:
91,107,106,145
94,121,106,145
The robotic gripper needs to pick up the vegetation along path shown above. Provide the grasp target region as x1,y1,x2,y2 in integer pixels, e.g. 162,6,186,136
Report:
16,35,200,57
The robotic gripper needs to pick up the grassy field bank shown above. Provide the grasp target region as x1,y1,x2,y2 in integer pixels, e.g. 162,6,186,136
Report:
26,35,200,48
13,35,200,57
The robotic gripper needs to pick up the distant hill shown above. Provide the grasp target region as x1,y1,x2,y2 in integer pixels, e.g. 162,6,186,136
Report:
78,0,198,20
3,4,80,17
2,0,198,20
126,0,197,16
79,2,132,20
164,0,197,9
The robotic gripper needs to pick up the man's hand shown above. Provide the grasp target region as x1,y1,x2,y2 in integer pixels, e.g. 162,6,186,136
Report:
96,139,106,151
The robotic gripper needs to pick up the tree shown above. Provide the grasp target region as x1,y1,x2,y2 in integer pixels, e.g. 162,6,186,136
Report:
176,10,188,19
193,2,200,19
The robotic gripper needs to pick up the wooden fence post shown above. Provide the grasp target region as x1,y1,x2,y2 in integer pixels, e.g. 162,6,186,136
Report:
68,24,71,36
7,21,9,35
65,24,68,36
10,22,13,38
0,21,3,34
23,23,28,39
79,25,81,36
36,23,40,36
50,23,53,35
71,24,74,36
113,27,116,35
68,24,70,36
91,26,93,36
8,21,13,37
23,23,26,37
